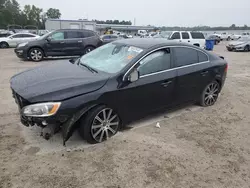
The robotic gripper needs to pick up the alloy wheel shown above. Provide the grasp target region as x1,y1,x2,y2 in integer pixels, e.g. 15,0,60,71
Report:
204,82,219,106
91,108,119,143
244,45,250,52
0,42,8,48
30,49,43,61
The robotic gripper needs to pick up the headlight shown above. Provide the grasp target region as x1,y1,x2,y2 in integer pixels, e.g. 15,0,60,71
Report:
22,102,61,117
18,42,28,47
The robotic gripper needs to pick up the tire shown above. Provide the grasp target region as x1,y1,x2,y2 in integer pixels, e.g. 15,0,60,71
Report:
78,105,120,144
0,42,9,48
244,45,250,52
83,46,95,55
200,81,220,107
29,48,44,62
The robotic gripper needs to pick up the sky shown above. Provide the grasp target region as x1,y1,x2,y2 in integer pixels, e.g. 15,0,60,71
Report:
18,0,250,27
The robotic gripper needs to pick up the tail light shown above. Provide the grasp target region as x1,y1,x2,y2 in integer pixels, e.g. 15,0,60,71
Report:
225,63,228,72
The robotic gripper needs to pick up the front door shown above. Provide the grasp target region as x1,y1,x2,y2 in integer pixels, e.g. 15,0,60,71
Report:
45,31,66,56
117,48,177,120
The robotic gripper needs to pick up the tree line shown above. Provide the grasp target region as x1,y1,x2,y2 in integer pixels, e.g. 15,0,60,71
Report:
0,0,61,29
160,24,250,31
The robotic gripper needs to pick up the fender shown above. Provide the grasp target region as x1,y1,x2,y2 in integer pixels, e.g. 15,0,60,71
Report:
61,104,98,145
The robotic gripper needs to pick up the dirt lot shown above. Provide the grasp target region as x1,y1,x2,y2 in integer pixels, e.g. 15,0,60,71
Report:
0,43,250,188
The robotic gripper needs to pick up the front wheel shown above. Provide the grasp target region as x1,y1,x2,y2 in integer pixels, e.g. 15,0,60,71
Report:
29,48,44,62
200,81,220,107
79,106,120,144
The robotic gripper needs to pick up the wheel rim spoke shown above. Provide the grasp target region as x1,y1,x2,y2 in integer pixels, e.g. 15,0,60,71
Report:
108,127,116,134
99,130,105,142
109,122,119,126
93,128,102,138
92,124,102,129
107,109,113,120
102,109,107,120
109,114,117,122
95,115,103,123
105,129,109,140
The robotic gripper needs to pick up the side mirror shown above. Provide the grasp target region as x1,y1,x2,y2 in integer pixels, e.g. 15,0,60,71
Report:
46,36,52,42
9,36,13,39
69,57,79,64
128,69,139,82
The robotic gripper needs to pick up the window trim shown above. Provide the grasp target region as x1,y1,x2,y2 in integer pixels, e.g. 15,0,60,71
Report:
123,46,209,81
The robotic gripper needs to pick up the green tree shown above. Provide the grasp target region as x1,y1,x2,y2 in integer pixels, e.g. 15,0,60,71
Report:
46,8,61,19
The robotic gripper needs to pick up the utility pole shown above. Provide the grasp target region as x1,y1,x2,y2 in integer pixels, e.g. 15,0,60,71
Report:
134,18,136,26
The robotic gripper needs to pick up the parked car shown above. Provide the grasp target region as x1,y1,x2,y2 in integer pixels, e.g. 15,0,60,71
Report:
10,38,228,144
226,36,250,51
0,33,39,48
220,33,241,41
168,31,206,48
14,29,103,61
101,34,120,44
207,34,221,45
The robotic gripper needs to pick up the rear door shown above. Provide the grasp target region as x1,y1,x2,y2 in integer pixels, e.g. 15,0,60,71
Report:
173,46,211,103
64,30,83,55
45,31,66,55
181,32,191,44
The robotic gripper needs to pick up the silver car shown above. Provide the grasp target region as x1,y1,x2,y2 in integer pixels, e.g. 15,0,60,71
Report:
226,37,250,52
0,33,40,48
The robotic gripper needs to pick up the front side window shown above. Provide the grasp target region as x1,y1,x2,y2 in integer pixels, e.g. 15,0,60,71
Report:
79,43,143,73
170,32,180,39
182,32,190,39
174,47,198,67
22,34,35,38
50,32,65,40
138,49,171,76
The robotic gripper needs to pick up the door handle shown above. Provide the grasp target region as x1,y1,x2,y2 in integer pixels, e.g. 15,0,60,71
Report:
60,41,65,44
200,71,208,76
161,81,172,87
78,40,82,43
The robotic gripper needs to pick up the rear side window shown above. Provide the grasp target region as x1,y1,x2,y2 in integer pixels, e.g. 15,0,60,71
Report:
83,31,95,38
22,34,35,38
191,32,205,39
66,31,82,39
181,32,190,39
198,51,208,62
174,47,198,67
138,48,171,76
171,32,180,39
12,34,23,38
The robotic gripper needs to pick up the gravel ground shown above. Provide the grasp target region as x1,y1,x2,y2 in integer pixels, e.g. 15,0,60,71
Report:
0,42,250,188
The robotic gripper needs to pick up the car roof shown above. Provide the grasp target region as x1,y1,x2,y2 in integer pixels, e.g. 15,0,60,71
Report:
115,38,197,49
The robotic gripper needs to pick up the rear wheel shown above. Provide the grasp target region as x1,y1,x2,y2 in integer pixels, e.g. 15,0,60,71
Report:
29,48,44,62
0,42,9,48
78,105,120,144
83,46,95,54
200,81,220,107
244,45,250,52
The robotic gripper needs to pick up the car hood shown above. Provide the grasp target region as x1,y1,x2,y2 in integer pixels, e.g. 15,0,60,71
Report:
10,61,110,103
228,41,247,46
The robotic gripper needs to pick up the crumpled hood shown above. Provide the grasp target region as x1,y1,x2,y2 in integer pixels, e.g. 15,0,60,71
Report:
10,61,110,103
228,41,247,46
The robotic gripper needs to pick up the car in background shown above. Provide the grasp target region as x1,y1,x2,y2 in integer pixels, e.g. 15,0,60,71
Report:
101,34,120,44
168,31,206,48
226,36,250,52
10,38,228,144
0,33,39,48
14,29,103,61
206,34,221,45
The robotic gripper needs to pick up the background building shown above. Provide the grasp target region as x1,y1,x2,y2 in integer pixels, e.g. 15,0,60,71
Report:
45,19,156,35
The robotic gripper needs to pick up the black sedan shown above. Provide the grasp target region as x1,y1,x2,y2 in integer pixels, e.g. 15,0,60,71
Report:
10,39,228,144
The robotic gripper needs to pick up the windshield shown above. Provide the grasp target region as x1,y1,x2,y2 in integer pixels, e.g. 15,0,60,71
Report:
79,43,143,74
238,37,250,41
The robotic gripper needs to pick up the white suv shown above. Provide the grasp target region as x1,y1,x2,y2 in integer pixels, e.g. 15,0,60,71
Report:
168,31,206,49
